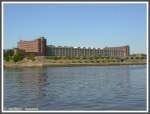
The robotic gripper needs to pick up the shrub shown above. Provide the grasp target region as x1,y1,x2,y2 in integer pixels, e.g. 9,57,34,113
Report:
54,56,58,60
95,56,100,60
141,56,144,59
75,56,80,59
96,60,100,63
13,51,24,62
63,56,68,59
83,56,87,59
89,57,94,60
27,54,35,61
120,59,124,62
45,56,51,59
135,56,139,59
4,55,10,61
84,60,88,63
130,57,133,59
78,61,82,63
90,60,95,63
67,56,72,60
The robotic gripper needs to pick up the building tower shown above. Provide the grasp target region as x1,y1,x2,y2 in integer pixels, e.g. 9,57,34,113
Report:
17,37,47,56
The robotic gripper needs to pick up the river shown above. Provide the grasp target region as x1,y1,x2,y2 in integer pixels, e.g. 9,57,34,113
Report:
4,65,147,111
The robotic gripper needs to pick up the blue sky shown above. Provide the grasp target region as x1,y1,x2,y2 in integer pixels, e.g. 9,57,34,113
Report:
3,3,147,54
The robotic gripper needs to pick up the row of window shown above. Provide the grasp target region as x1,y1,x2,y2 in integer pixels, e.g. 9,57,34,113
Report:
46,47,128,57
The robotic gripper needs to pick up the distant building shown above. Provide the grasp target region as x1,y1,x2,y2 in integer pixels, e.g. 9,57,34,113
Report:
17,37,130,57
103,45,130,57
17,37,46,56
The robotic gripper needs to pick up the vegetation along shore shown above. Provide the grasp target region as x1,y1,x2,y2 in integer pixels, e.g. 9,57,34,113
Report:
4,50,146,67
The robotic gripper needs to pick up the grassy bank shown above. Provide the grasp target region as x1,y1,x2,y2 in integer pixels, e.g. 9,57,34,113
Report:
4,56,147,68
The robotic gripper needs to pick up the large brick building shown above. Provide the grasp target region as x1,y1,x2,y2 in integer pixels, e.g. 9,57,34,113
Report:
17,37,130,57
17,37,46,56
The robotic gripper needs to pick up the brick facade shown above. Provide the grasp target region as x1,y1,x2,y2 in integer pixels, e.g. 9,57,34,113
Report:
17,37,130,57
17,37,46,56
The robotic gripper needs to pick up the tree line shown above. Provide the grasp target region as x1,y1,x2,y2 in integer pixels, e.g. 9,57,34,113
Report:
4,49,146,63
4,49,35,62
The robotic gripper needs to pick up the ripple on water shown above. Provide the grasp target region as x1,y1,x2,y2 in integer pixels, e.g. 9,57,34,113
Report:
4,65,147,110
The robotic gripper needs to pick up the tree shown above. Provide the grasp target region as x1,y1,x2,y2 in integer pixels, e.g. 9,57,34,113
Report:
4,55,10,61
4,49,14,61
4,49,14,57
13,51,24,62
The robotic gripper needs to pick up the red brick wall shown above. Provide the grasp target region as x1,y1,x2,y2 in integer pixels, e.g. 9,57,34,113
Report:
17,37,46,56
115,45,130,56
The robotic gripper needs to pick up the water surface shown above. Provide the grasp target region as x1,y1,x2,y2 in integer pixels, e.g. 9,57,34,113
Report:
4,65,147,110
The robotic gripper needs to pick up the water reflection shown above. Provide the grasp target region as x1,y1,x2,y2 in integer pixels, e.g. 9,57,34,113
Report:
4,65,146,110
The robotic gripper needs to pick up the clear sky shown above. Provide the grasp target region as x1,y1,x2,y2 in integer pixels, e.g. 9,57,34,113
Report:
3,3,147,54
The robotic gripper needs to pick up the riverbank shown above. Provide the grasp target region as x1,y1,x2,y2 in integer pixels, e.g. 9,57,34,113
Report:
4,60,147,68
4,56,147,68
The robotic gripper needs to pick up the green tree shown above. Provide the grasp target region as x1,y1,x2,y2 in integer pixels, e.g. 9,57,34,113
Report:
13,51,24,62
4,49,14,57
4,55,10,61
4,49,14,61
